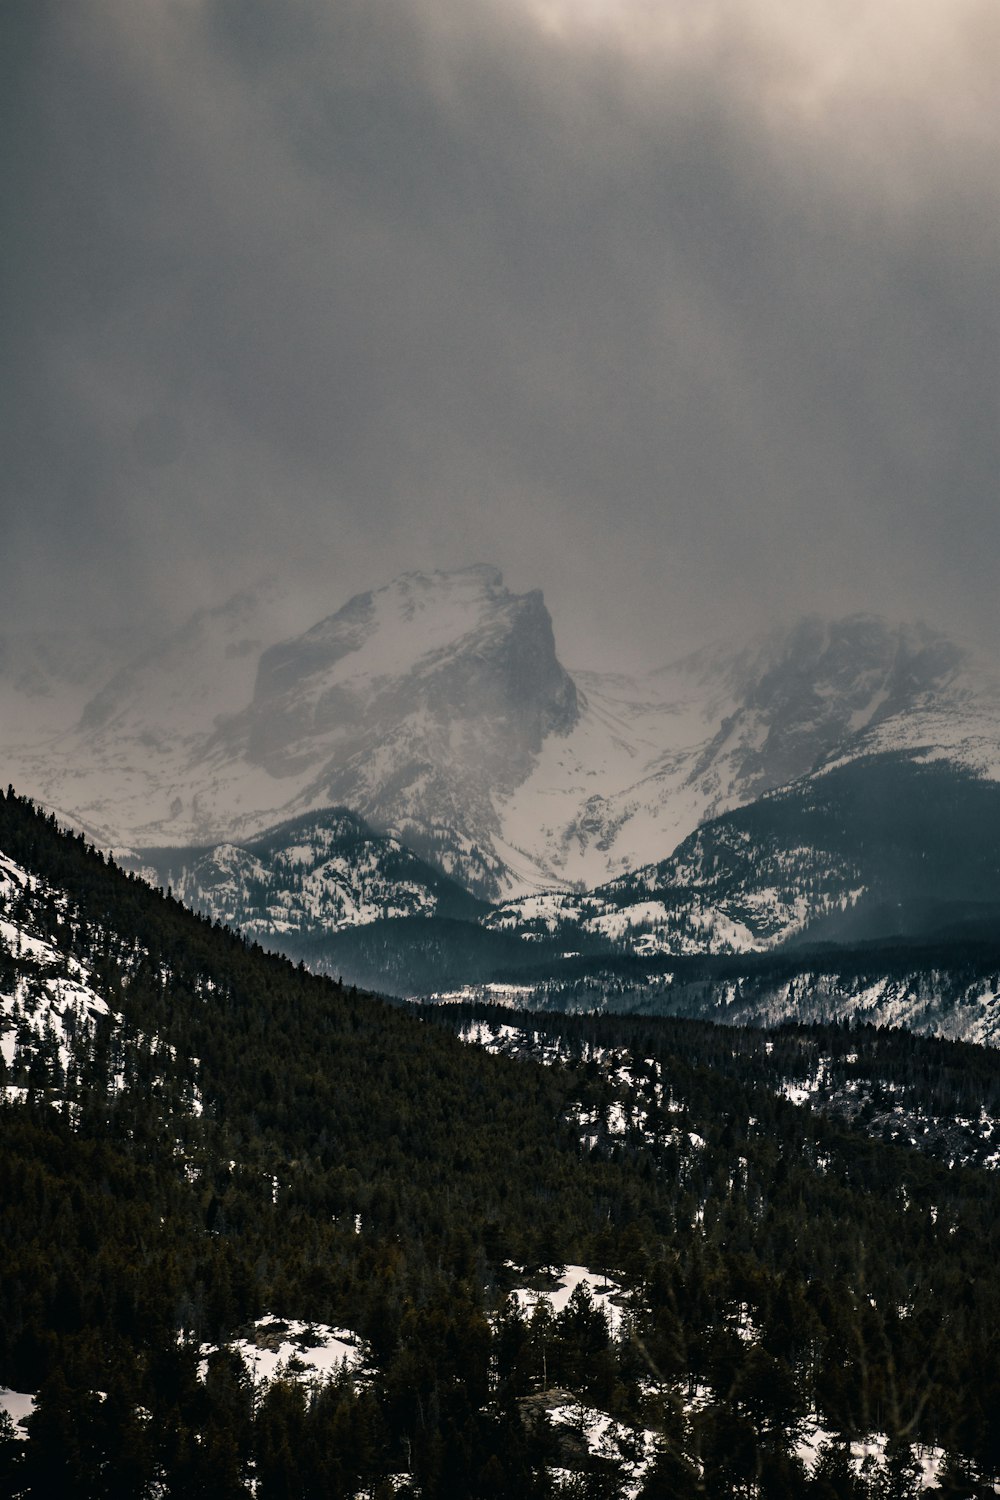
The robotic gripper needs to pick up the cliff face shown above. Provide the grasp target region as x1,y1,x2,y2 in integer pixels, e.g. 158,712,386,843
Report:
227,566,579,896
244,568,577,781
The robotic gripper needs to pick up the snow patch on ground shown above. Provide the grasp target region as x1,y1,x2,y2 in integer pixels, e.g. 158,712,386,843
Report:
539,1392,663,1498
198,1315,368,1390
793,1418,952,1492
0,1388,36,1440
507,1265,628,1337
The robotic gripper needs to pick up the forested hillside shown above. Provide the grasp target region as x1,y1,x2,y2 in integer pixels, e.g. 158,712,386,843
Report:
425,934,1000,1048
2,790,1000,1496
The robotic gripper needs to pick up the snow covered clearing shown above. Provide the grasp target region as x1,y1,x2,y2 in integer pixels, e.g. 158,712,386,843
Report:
198,1316,368,1390
506,1265,628,1337
0,1388,36,1440
533,1391,663,1498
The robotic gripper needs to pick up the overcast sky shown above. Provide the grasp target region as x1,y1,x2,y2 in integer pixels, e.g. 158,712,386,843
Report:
3,0,998,668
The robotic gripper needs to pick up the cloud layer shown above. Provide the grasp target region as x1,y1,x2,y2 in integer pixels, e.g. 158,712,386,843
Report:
3,0,998,665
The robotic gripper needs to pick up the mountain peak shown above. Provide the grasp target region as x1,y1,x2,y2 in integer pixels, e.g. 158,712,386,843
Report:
252,563,565,716
204,565,576,896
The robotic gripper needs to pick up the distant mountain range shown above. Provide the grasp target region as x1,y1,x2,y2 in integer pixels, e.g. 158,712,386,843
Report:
6,565,1000,897
7,564,1000,1017
118,757,1000,1038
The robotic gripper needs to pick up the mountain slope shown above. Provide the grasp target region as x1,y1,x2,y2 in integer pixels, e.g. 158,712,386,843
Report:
130,806,487,941
4,789,1000,1494
500,614,994,889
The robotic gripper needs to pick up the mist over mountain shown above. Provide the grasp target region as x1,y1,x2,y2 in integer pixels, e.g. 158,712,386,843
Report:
2,567,579,893
3,565,1000,912
0,627,149,743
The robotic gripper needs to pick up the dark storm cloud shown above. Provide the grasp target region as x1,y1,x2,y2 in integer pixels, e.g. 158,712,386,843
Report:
2,0,998,663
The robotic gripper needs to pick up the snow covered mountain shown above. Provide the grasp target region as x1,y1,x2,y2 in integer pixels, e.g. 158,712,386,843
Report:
501,614,993,890
5,567,1000,904
2,567,578,897
128,808,485,945
487,752,1000,967
209,565,578,896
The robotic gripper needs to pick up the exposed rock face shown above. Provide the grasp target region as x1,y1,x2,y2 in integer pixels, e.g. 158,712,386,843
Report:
241,567,577,784
208,567,578,895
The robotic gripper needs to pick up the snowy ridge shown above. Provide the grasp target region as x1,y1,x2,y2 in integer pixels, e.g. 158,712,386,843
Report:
129,807,484,943
480,817,868,961
0,848,202,1117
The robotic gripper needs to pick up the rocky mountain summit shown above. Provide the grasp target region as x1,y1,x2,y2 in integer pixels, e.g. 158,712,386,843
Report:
215,565,578,894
